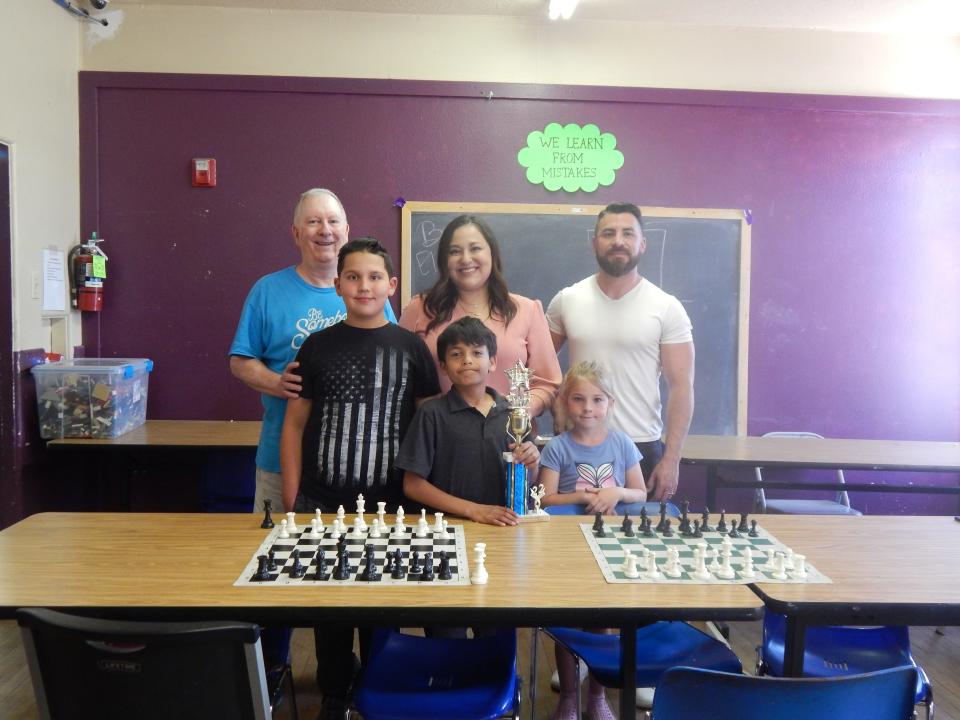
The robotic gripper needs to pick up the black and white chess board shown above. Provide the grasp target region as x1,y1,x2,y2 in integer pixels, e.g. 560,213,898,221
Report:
581,519,831,585
235,519,471,587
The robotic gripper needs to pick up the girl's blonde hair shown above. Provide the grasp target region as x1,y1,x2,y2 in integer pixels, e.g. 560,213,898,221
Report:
554,361,616,431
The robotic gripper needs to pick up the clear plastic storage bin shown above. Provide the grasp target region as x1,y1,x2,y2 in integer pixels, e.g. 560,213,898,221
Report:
31,358,154,439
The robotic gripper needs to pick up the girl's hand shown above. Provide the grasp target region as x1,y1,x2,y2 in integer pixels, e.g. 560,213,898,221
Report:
584,487,622,515
510,441,540,470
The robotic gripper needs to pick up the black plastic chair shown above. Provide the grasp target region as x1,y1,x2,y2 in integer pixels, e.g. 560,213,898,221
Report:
651,665,919,720
16,607,296,720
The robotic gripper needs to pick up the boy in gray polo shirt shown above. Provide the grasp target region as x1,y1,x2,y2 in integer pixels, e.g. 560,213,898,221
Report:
397,317,540,525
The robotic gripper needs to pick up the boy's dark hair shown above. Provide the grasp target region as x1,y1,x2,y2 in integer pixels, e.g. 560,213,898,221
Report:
337,237,394,276
437,317,498,362
596,202,643,232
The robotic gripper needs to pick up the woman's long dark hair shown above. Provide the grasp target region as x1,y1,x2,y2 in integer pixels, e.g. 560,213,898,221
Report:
422,215,517,335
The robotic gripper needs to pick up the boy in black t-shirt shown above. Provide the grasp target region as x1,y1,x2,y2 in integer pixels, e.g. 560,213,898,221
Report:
280,237,440,719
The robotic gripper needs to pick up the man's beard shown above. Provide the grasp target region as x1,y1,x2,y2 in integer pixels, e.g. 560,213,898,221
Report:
596,250,640,277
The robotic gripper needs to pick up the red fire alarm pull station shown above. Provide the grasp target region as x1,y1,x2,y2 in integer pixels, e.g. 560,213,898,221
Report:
191,158,217,187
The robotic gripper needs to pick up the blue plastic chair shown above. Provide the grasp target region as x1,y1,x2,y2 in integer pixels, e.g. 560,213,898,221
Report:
651,665,919,720
353,628,519,720
542,500,680,517
759,611,933,718
753,432,861,515
531,622,742,718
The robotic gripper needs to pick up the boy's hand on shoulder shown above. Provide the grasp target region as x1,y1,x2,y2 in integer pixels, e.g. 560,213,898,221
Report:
279,361,302,398
510,441,540,470
470,503,520,526
583,487,622,515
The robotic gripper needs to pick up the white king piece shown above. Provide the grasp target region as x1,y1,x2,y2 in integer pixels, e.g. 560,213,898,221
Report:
504,360,533,515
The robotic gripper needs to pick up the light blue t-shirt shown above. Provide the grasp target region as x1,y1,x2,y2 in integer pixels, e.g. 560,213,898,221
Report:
229,265,397,472
540,429,642,494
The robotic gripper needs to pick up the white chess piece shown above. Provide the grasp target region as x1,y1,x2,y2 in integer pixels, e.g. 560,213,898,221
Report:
438,519,450,540
308,518,321,539
707,546,721,572
396,505,405,523
716,552,735,579
763,549,777,571
356,493,366,516
369,518,381,538
433,512,445,534
416,513,429,538
286,512,298,533
353,516,366,537
664,547,682,578
336,505,346,528
740,547,756,579
622,550,639,578
783,548,795,570
770,553,788,580
790,554,808,579
377,501,387,529
393,512,406,536
330,520,341,540
278,519,290,539
645,553,662,580
692,546,712,580
314,509,325,533
471,543,488,585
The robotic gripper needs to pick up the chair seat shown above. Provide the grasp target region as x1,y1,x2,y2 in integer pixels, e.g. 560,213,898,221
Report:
547,622,742,688
761,613,931,704
764,499,861,516
353,629,518,720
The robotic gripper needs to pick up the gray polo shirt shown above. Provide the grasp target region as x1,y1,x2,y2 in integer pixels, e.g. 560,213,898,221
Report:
395,388,511,509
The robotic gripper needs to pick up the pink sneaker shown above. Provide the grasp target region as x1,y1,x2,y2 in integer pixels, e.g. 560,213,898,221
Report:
551,693,580,720
586,693,616,720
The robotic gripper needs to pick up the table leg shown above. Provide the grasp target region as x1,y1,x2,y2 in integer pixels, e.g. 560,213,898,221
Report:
706,464,719,510
782,615,806,676
620,622,637,719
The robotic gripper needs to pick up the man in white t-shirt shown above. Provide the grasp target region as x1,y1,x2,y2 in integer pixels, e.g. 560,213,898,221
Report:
546,202,695,500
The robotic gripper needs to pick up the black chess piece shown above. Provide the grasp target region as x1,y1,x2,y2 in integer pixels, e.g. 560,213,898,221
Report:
260,499,275,529
290,549,306,578
639,507,648,523
334,550,351,580
411,550,422,574
384,551,395,575
314,549,329,580
642,517,656,537
700,507,714,532
253,555,271,581
680,500,691,533
738,513,749,533
661,518,674,537
360,544,379,581
692,519,703,538
267,549,278,572
717,510,728,533
621,515,634,537
749,519,759,538
656,503,668,532
438,551,452,580
421,551,434,581
391,548,405,580
728,523,741,539
592,512,604,533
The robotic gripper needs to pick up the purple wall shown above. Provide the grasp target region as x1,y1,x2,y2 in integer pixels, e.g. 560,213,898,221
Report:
78,73,960,513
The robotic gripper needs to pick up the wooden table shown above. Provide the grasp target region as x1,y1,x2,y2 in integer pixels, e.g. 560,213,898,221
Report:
0,512,762,718
681,435,960,509
747,514,960,676
47,419,261,448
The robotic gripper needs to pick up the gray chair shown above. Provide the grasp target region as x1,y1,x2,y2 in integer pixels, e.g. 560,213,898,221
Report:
754,432,860,515
16,607,296,720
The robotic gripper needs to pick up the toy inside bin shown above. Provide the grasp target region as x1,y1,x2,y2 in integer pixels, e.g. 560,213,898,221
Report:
31,358,154,439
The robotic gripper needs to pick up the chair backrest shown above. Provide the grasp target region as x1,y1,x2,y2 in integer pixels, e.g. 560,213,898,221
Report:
651,666,918,720
16,608,270,720
754,431,850,511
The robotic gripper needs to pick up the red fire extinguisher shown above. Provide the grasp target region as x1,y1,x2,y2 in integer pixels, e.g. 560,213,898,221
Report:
68,232,108,312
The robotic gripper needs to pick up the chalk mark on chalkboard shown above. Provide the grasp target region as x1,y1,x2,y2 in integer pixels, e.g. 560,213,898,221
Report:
643,228,668,287
418,221,443,250
416,250,437,278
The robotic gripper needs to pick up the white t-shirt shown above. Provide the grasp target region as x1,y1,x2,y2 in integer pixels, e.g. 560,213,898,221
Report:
546,275,693,442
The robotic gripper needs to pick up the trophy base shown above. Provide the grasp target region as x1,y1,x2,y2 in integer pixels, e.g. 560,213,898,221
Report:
517,512,550,523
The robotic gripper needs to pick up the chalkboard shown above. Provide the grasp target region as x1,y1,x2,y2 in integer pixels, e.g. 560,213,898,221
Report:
400,202,750,436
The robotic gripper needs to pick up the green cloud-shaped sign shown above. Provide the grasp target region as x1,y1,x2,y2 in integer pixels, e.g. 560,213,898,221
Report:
517,122,624,192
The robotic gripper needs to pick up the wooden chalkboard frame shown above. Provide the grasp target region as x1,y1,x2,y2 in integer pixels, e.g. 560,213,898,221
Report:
400,201,751,435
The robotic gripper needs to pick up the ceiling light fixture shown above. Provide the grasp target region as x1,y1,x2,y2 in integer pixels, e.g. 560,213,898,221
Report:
548,0,580,21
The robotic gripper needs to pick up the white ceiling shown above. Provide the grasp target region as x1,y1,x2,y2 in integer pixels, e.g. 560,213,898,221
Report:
111,0,960,34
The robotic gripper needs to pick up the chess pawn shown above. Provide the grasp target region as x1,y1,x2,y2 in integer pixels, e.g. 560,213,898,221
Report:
353,516,366,537
369,518,381,538
740,547,756,579
645,553,662,580
308,518,322,539
715,552,735,579
278,519,290,539
770,553,788,580
393,514,406,536
336,505,346,523
664,548,682,578
329,520,341,540
783,548,795,570
790,554,808,579
692,547,712,581
622,550,640,578
314,509,325,533
471,543,488,585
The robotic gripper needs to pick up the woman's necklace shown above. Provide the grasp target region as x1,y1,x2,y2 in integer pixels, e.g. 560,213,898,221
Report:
458,297,490,319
